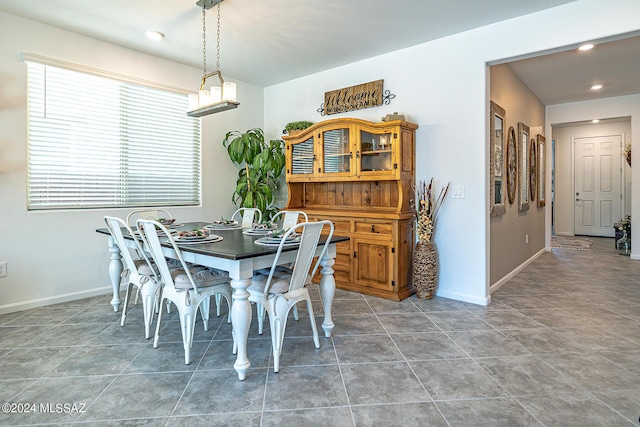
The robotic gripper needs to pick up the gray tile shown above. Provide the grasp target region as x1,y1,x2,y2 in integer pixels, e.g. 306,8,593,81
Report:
78,372,191,421
500,328,587,354
517,309,589,328
390,332,468,361
473,309,547,329
331,314,386,335
599,350,640,375
167,413,261,427
519,393,636,427
436,397,542,426
0,347,77,379
333,334,403,363
198,338,270,370
0,378,35,402
542,353,640,391
492,295,556,310
276,336,337,368
21,323,112,348
377,312,438,334
426,311,492,331
411,359,507,400
476,355,582,395
74,418,168,426
331,298,374,315
412,296,476,312
263,365,348,410
447,330,530,357
351,402,448,426
261,407,352,427
49,344,147,376
555,326,640,352
592,388,640,425
0,325,54,348
6,306,85,325
174,369,267,414
341,361,429,405
364,296,420,313
123,341,209,373
0,375,113,425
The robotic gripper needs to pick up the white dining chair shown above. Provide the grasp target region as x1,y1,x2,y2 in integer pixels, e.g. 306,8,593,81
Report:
231,207,262,228
104,215,160,339
243,220,334,373
126,208,174,228
137,219,233,364
271,210,308,231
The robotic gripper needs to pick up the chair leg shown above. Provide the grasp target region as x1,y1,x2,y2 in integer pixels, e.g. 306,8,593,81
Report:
199,295,210,332
153,296,167,349
305,298,320,348
140,283,160,340
120,283,134,327
177,304,199,365
293,304,299,321
257,303,266,335
215,294,222,317
269,297,290,373
134,287,140,306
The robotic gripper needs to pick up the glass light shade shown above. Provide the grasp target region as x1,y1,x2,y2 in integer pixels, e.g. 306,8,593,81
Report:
210,86,222,103
199,89,212,107
188,94,199,111
223,82,237,101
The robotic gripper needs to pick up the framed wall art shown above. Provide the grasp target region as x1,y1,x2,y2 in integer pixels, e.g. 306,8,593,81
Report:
537,134,546,208
506,126,517,205
529,137,537,202
517,122,530,212
489,101,506,216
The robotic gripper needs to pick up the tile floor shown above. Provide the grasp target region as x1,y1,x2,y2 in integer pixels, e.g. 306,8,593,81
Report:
1,237,639,426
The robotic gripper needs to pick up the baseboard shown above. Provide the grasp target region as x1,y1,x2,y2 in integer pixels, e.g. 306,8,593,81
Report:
490,247,546,294
554,232,573,237
0,286,113,315
435,289,491,306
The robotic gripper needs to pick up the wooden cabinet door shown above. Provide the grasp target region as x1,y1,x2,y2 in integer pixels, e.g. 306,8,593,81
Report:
286,135,316,181
353,236,394,291
357,123,398,180
318,125,354,179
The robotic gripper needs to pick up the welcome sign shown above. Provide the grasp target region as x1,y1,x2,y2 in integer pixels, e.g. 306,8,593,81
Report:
324,79,384,115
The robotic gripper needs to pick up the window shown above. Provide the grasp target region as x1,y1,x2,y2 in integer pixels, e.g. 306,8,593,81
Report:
26,60,201,210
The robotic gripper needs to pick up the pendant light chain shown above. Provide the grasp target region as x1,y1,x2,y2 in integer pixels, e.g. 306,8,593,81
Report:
216,0,221,71
201,6,207,76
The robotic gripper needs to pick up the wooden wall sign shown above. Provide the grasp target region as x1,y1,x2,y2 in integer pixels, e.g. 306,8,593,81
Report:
324,79,384,115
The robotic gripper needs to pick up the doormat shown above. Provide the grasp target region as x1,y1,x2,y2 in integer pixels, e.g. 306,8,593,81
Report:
551,236,593,250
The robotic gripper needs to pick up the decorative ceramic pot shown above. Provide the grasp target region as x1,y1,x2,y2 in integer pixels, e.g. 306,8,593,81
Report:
413,241,437,299
617,230,631,256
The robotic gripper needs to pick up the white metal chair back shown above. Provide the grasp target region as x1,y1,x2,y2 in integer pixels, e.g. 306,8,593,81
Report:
104,216,153,279
126,209,173,228
232,207,262,228
271,210,309,232
261,220,334,298
136,219,196,294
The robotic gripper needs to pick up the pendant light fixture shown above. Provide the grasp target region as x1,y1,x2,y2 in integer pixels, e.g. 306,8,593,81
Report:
187,0,239,117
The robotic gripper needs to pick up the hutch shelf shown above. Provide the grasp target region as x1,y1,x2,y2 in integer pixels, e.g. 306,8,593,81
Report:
283,117,418,301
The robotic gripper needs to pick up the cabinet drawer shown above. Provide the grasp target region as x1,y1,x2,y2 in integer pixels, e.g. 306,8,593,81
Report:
354,221,393,236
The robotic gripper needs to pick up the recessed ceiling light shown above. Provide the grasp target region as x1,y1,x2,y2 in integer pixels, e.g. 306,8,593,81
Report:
592,119,600,123
579,43,594,51
145,30,165,41
591,84,603,90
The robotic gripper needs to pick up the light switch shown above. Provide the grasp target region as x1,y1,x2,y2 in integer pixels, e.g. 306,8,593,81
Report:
451,185,464,198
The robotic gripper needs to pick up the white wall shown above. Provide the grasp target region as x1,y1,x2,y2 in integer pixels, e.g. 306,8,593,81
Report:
547,94,640,257
264,0,640,305
0,11,264,313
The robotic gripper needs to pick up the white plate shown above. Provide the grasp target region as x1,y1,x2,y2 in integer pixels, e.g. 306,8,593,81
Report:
254,236,300,247
172,234,223,245
205,222,242,230
243,228,272,235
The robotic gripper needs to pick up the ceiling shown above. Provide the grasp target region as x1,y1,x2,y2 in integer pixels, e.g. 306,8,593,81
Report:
1,0,638,106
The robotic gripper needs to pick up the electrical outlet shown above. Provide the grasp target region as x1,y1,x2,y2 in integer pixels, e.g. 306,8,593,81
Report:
451,185,465,199
525,234,529,244
0,262,6,278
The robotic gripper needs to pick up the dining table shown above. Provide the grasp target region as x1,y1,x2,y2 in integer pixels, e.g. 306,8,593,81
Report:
96,221,348,380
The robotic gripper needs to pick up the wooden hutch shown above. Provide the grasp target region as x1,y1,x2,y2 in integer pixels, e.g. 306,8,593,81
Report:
283,117,418,301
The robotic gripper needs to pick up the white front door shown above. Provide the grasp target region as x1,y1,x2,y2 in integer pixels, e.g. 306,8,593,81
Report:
574,135,622,237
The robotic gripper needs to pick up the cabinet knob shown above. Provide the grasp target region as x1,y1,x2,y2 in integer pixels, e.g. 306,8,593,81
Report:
353,251,357,258
371,225,375,232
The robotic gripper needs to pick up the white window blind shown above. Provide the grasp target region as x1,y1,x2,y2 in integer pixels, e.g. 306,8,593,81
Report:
26,61,201,210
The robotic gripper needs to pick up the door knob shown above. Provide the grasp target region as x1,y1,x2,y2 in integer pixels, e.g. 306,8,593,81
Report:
576,198,582,201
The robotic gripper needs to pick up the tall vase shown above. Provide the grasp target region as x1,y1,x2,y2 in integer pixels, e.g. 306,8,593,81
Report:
617,230,631,256
413,241,438,299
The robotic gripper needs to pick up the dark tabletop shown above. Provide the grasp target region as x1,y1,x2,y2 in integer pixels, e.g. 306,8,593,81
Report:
96,221,349,261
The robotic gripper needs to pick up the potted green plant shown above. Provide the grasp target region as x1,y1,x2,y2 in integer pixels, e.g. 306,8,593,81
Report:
283,120,314,136
222,128,286,220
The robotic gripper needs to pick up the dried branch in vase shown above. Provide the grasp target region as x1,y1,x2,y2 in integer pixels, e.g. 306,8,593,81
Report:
622,141,631,166
412,178,450,243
